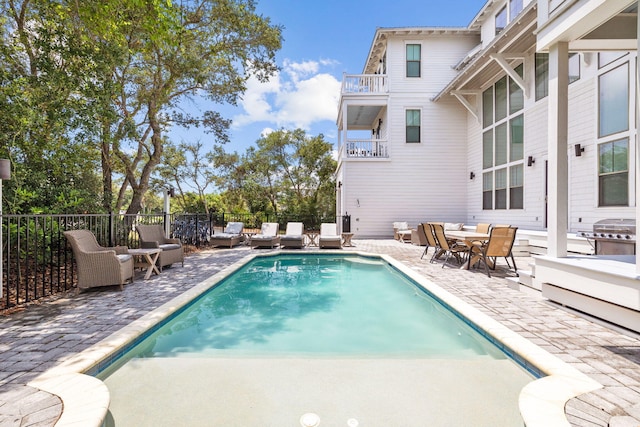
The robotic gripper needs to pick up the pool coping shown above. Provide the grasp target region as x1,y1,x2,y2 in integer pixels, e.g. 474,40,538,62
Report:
28,250,602,427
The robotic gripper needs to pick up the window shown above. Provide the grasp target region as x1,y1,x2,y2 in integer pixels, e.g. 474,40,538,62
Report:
483,172,493,210
509,64,524,113
569,53,580,84
598,139,629,206
406,44,421,77
535,53,549,101
495,7,507,35
495,168,507,209
406,109,420,143
482,87,494,128
509,165,524,209
599,63,629,138
482,66,525,210
509,0,523,20
598,52,627,69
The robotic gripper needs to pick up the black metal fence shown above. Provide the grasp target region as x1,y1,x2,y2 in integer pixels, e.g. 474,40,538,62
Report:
0,212,348,310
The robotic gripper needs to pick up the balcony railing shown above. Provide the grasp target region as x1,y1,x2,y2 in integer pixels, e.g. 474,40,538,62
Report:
341,74,388,94
344,139,389,158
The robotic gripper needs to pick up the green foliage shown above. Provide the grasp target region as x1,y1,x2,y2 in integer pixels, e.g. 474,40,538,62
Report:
0,0,282,215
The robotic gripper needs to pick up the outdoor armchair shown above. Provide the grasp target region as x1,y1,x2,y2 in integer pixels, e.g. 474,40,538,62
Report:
392,221,412,243
211,222,245,248
250,222,281,249
279,222,305,249
135,224,184,269
64,229,134,291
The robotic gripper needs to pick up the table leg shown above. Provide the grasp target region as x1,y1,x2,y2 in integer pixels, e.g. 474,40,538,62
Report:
143,252,161,279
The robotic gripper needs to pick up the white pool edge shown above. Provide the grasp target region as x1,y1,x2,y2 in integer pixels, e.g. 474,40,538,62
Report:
29,251,602,427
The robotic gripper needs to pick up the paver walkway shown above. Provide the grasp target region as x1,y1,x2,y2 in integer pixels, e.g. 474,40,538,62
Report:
0,240,639,426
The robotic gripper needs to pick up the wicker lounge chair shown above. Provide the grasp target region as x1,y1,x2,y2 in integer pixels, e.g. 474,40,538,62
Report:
250,222,281,249
319,223,342,249
280,222,305,248
211,222,244,248
64,230,134,291
135,224,184,269
473,226,519,277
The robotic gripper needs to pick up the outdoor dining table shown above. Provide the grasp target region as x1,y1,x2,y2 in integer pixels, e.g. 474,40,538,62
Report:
445,230,490,270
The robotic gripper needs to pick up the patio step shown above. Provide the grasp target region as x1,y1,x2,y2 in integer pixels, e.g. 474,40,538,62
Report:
509,262,540,291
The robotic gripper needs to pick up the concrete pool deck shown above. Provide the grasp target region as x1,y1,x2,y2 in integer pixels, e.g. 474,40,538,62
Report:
1,240,639,426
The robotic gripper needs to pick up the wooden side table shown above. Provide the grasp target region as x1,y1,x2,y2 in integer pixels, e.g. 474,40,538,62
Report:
128,248,162,279
341,232,354,247
305,232,319,247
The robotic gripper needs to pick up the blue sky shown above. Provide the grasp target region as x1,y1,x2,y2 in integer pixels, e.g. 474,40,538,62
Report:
172,0,487,156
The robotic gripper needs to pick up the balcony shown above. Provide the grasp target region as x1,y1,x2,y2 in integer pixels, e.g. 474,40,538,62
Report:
341,74,388,94
342,139,389,159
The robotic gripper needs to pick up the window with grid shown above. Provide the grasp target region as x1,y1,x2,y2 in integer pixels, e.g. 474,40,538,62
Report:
406,109,420,143
406,44,421,78
597,58,630,207
598,139,628,206
481,64,524,210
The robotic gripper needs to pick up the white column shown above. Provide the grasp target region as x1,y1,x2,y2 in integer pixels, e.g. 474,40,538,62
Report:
547,42,569,258
636,15,640,273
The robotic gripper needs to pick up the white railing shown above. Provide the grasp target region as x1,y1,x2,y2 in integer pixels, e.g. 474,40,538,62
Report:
344,139,389,158
341,74,388,94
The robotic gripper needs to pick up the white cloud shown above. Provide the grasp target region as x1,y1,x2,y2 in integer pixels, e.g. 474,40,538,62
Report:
232,59,341,131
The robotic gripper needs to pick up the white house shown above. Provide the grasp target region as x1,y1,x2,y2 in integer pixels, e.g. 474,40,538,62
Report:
336,0,640,332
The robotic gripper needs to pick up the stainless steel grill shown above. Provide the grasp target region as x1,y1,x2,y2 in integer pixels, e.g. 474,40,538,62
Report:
578,218,636,255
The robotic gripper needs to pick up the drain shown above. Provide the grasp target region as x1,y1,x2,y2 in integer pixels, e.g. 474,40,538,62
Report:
300,412,320,427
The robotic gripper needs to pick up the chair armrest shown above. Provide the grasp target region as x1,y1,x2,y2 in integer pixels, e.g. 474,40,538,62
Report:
110,245,129,255
140,241,160,249
165,238,181,245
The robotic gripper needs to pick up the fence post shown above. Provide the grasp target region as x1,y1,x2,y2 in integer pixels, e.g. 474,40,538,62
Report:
108,211,115,247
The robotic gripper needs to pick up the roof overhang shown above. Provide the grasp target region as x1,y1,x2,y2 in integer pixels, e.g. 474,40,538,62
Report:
364,27,479,74
433,1,538,102
536,0,637,52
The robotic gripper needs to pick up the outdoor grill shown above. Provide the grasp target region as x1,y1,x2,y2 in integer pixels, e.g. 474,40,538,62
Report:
578,218,636,255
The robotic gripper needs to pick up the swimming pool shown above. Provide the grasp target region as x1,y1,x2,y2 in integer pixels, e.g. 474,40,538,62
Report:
97,254,535,426
30,251,602,427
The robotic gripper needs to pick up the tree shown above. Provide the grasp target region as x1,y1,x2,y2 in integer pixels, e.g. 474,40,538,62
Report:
240,129,336,218
0,0,282,215
100,0,282,215
0,0,107,213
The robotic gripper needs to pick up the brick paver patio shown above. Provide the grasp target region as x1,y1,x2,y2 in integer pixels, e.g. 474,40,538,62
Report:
0,240,639,426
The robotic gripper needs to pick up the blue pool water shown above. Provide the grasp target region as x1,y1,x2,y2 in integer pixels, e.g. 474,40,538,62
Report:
102,254,508,364
97,254,534,426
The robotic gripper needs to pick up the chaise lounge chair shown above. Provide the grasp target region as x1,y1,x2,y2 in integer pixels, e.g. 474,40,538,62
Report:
64,229,134,291
135,224,184,269
250,222,281,249
319,223,342,249
279,222,305,249
211,222,245,248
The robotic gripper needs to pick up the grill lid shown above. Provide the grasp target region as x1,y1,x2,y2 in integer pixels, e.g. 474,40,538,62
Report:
593,218,636,234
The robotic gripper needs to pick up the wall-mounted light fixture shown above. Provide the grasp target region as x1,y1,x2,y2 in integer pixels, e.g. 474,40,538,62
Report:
378,118,383,127
574,143,585,157
338,181,342,188
527,156,535,167
469,171,475,180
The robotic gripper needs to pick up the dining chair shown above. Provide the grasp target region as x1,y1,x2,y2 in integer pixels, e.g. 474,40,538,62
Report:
430,223,468,268
474,226,519,277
